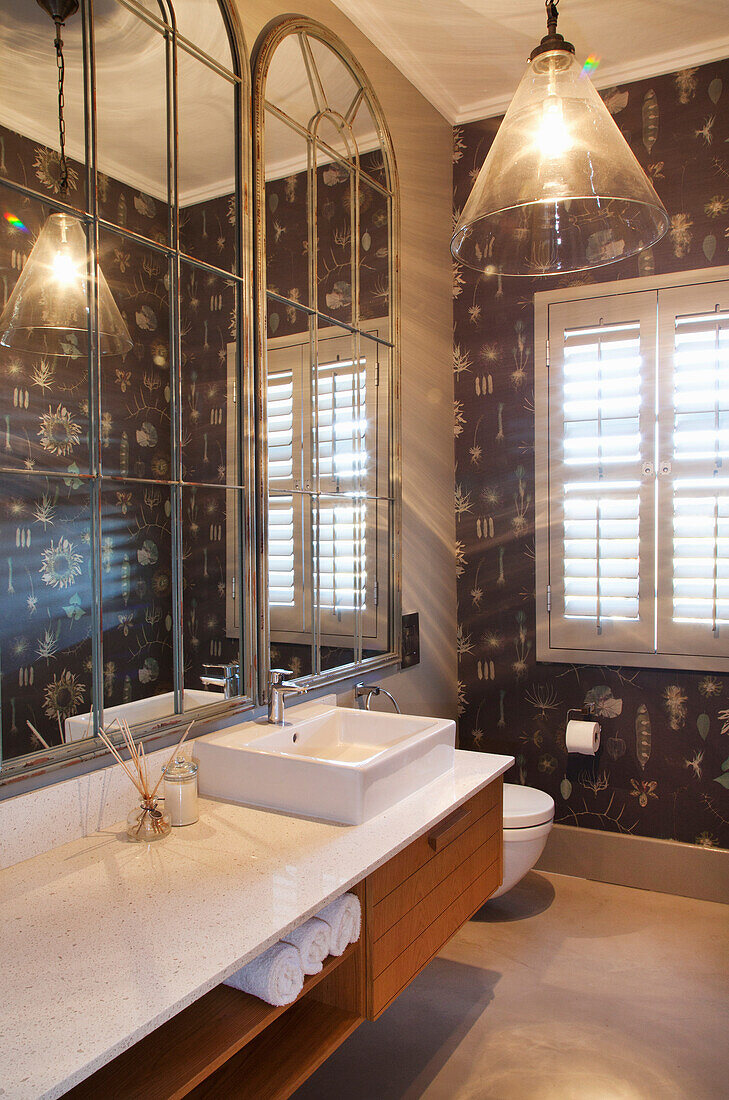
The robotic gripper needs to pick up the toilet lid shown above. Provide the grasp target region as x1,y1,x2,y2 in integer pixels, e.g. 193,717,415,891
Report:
503,783,555,828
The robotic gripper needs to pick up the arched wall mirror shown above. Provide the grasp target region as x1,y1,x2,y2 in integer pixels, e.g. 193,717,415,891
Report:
253,18,401,688
0,0,254,781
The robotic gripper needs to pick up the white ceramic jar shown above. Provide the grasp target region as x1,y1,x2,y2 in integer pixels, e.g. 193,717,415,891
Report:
163,757,199,826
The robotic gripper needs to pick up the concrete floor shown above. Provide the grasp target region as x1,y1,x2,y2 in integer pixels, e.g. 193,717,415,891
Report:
293,872,729,1100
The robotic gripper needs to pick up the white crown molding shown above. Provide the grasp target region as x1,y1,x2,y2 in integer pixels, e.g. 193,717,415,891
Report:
0,107,236,209
329,1,461,123
330,3,729,128
454,36,729,124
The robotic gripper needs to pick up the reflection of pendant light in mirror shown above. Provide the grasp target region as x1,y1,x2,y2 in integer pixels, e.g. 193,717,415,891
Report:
451,0,669,276
0,0,132,356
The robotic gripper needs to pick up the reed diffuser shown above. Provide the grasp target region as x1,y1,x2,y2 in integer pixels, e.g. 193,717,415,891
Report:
97,718,195,843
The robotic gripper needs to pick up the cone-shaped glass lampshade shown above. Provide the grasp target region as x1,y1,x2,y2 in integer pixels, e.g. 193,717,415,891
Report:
451,50,669,276
0,212,133,356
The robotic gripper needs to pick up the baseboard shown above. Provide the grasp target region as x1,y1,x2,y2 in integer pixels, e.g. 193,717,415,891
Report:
536,824,729,905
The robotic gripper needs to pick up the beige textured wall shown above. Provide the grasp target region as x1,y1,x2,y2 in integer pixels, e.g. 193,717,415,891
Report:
237,0,457,718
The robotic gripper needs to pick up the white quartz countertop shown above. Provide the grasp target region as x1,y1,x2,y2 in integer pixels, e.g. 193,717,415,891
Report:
0,750,512,1100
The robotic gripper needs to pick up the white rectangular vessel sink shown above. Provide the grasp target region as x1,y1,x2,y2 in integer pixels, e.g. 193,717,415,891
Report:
196,704,456,825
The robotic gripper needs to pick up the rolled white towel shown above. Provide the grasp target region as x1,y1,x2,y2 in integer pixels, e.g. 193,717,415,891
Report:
282,917,331,976
316,892,361,957
224,941,303,1006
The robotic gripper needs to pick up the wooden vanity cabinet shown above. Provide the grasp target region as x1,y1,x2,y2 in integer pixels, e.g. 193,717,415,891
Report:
364,776,502,1018
65,779,502,1100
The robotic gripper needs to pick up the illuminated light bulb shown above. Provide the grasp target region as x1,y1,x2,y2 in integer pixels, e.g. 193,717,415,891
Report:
52,250,80,285
537,95,571,157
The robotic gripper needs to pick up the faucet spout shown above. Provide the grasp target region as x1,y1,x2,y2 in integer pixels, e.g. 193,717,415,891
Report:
268,668,308,725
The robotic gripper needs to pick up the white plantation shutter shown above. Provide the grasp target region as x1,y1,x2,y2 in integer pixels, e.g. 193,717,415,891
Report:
537,270,729,672
547,293,657,654
656,282,729,657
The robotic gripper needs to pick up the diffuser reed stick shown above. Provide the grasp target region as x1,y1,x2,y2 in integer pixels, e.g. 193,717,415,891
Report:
97,717,195,839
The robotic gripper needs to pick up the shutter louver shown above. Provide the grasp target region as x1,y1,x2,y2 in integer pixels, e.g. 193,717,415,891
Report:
268,368,296,609
316,357,368,616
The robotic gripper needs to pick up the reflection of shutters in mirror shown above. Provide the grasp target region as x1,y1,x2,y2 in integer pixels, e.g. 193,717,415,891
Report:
315,354,371,634
266,323,387,647
537,272,729,672
267,341,307,634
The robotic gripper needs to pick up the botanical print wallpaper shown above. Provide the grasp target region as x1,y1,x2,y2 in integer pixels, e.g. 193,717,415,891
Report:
453,58,729,850
265,148,390,341
0,123,238,765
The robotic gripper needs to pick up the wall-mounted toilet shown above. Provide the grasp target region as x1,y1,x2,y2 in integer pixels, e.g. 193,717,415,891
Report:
492,783,555,898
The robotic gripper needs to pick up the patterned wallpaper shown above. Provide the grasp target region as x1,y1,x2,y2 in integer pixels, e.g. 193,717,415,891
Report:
0,124,237,763
453,58,729,850
265,149,390,339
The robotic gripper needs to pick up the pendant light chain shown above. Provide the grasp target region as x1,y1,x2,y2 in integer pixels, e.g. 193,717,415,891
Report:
53,15,70,195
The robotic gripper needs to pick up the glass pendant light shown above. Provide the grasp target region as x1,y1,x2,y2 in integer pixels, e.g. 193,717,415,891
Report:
0,1,132,356
451,0,669,276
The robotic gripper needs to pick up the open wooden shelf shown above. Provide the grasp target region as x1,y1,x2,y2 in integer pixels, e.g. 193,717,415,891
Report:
66,943,359,1100
186,994,361,1099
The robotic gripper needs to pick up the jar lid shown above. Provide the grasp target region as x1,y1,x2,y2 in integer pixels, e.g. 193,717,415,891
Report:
163,756,198,783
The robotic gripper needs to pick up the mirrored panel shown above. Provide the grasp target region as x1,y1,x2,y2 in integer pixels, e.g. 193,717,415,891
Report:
314,138,354,326
178,45,237,271
0,186,92,476
181,483,242,699
265,34,319,128
94,0,170,243
315,492,359,672
180,262,238,484
99,228,172,479
357,177,390,325
256,20,398,688
0,0,87,211
173,0,235,69
0,0,251,786
100,478,175,727
0,472,94,766
264,110,311,315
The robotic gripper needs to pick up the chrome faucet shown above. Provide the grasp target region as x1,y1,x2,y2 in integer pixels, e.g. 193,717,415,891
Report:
200,662,240,699
268,668,308,725
355,682,401,714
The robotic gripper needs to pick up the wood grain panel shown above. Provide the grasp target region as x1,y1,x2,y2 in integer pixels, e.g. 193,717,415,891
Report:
65,944,359,1100
186,995,361,1100
370,856,501,1018
370,803,500,941
368,779,501,905
371,830,500,978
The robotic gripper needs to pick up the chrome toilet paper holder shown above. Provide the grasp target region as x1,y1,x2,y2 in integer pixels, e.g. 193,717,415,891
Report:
566,704,600,727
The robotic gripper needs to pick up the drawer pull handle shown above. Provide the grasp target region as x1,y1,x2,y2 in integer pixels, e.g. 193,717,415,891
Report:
428,806,472,852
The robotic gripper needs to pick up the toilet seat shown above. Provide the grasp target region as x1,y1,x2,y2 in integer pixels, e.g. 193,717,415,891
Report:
503,783,554,829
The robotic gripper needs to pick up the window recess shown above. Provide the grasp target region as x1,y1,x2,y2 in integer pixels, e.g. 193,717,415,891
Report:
535,268,729,672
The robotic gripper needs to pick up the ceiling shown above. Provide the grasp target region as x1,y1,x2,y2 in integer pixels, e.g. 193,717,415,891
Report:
331,0,729,123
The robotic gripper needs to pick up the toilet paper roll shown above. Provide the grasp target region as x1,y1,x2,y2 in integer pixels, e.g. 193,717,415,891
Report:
565,718,600,755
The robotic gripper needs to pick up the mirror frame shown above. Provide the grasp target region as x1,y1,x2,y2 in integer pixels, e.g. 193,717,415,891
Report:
252,16,403,701
0,0,257,790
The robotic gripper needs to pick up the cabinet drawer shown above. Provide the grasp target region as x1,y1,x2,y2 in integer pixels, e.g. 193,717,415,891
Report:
368,780,501,906
371,855,501,1017
371,828,500,978
370,803,500,943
